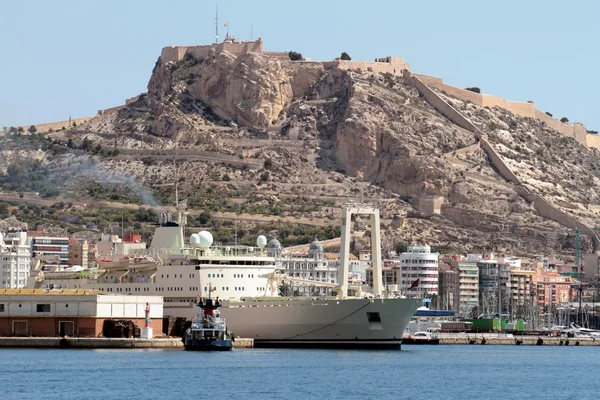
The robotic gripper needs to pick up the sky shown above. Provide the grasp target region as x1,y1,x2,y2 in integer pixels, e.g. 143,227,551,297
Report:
1,0,599,131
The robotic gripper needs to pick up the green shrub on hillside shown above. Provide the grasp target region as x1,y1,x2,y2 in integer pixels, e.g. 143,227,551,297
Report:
288,51,303,61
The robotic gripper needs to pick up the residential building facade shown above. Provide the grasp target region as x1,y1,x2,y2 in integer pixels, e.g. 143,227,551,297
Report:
0,231,31,289
458,262,479,317
400,245,439,296
438,262,459,311
28,235,69,268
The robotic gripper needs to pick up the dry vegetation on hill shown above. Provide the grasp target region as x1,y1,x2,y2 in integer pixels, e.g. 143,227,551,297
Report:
2,49,599,257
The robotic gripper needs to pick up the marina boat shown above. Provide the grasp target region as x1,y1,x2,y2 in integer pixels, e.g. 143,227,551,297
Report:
27,204,421,349
184,296,233,351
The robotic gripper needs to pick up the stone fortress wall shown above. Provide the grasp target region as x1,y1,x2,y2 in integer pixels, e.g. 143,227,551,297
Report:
413,74,592,148
325,56,410,77
160,38,265,64
2,116,95,135
2,94,145,135
403,70,600,252
6,39,596,149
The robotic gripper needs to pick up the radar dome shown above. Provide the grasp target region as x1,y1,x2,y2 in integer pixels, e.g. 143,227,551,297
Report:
197,231,214,249
256,235,267,248
189,233,200,247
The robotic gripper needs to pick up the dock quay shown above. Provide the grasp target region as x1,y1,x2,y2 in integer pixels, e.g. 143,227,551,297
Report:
0,337,184,349
0,337,255,349
429,334,600,346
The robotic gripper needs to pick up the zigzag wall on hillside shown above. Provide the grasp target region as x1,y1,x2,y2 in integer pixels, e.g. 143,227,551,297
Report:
404,70,600,252
412,73,592,148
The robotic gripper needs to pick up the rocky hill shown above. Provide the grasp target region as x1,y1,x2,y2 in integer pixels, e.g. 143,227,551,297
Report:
3,48,600,257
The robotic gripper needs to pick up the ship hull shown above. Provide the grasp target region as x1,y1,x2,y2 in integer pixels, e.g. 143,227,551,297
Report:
220,298,421,349
184,339,233,351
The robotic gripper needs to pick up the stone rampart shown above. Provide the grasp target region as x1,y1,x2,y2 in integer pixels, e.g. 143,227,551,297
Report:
265,51,291,61
404,70,477,133
479,139,521,185
329,58,410,76
98,105,124,115
416,195,444,216
160,39,264,64
4,116,95,134
405,70,600,252
413,73,598,148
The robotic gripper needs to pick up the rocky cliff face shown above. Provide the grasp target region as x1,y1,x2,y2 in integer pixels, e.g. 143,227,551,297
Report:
34,47,600,257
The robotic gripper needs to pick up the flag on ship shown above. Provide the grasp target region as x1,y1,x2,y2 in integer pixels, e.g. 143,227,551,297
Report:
408,279,420,290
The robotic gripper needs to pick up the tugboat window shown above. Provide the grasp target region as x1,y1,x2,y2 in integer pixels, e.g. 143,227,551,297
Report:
367,312,381,322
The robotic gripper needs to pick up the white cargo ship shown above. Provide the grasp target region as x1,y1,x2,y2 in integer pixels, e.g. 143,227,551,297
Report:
27,205,420,349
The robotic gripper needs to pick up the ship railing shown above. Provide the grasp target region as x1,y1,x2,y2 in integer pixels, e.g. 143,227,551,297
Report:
148,246,271,258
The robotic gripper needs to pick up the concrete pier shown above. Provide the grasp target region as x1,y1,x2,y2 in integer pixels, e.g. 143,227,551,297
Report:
233,338,254,348
0,337,184,348
437,336,600,346
0,337,256,349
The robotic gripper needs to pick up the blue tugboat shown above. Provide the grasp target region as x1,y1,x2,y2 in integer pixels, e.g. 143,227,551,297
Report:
184,295,234,351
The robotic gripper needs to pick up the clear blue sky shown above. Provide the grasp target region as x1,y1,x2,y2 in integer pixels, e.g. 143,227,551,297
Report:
1,0,598,131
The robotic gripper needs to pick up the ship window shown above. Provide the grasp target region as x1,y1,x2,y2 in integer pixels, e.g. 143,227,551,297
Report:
221,274,224,278
36,304,51,313
222,287,225,290
0,304,4,312
367,312,381,323
204,287,207,292
166,274,169,278
226,287,229,290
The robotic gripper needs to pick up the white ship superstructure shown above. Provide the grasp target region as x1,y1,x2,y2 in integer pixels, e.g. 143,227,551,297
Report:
27,204,421,349
27,223,278,319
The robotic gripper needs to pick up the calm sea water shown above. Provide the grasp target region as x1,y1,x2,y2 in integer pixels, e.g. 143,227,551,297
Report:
1,345,597,400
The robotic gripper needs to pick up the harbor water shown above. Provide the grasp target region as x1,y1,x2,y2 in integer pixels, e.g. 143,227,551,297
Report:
1,345,597,399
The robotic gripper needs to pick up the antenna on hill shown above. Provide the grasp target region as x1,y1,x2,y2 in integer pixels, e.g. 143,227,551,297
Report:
251,23,253,40
215,2,219,43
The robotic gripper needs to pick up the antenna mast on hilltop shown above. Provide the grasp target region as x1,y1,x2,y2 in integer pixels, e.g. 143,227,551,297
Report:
215,2,219,43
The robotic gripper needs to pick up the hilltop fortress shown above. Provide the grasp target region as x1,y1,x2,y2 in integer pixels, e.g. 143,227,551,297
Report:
4,38,598,149
160,37,411,76
157,37,597,148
